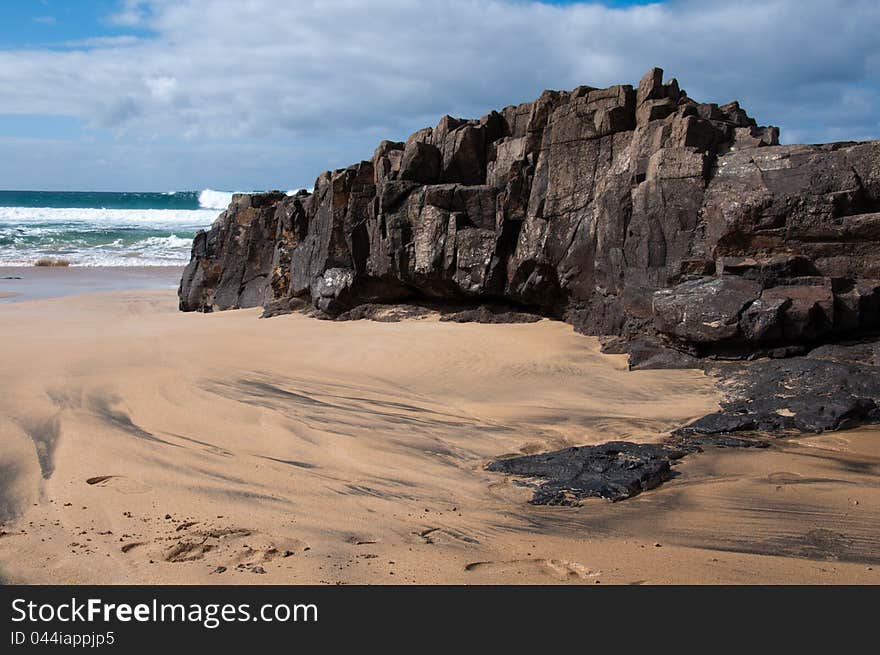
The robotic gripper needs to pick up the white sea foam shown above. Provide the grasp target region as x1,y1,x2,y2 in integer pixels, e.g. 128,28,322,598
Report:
197,188,238,210
0,205,213,266
0,189,286,266
0,206,219,227
0,231,198,267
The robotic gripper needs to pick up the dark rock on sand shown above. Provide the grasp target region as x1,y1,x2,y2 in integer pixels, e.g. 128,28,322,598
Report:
260,296,308,318
180,66,880,366
334,303,436,322
179,67,880,503
677,341,880,436
487,441,685,504
438,305,542,324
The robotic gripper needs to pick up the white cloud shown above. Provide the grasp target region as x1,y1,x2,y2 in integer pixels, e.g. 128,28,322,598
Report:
107,0,151,27
1,0,879,189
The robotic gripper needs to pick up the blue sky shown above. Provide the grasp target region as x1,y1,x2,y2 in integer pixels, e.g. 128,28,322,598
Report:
0,0,878,191
0,1,146,48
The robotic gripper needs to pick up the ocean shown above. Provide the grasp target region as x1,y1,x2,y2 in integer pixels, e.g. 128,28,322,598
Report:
0,189,238,267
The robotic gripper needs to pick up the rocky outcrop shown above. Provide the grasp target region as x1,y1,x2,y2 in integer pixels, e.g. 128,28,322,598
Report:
180,67,880,360
179,67,880,504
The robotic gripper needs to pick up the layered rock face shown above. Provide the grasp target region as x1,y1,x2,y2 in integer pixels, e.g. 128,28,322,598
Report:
179,67,880,356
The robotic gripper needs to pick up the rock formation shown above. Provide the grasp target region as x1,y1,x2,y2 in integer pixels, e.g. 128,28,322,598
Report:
179,67,879,354
179,68,880,503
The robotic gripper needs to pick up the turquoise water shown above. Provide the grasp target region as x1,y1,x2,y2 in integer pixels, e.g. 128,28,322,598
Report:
0,190,206,210
0,189,235,266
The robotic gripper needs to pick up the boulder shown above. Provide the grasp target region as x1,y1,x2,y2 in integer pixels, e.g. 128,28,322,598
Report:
653,277,762,343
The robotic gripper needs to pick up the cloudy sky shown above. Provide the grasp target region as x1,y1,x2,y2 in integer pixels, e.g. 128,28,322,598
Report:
1,0,878,191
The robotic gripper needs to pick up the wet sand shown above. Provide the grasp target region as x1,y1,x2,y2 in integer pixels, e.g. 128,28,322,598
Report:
0,266,182,302
0,284,878,584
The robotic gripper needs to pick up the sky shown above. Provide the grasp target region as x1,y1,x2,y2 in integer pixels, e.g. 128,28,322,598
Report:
0,0,878,191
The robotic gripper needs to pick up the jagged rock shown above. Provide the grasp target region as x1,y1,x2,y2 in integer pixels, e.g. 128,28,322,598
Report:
179,191,287,312
400,141,442,184
174,70,880,507
179,66,880,365
486,441,686,504
833,279,880,332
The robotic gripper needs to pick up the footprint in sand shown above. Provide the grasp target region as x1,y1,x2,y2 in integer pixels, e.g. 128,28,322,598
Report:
86,475,151,494
161,527,251,562
417,527,479,545
345,534,381,546
464,558,599,581
158,525,310,573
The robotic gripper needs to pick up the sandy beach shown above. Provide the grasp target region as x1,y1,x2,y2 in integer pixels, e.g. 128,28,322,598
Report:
0,272,878,584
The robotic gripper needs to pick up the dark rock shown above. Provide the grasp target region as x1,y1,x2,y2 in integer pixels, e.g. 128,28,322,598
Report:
717,254,815,284
260,296,308,318
740,296,791,342
598,336,630,354
310,267,357,315
678,346,880,435
486,441,685,504
834,279,880,332
439,305,542,324
334,303,435,322
400,141,442,184
761,280,835,341
808,340,880,366
623,337,702,370
653,277,762,343
685,435,770,449
179,191,289,312
677,411,758,435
